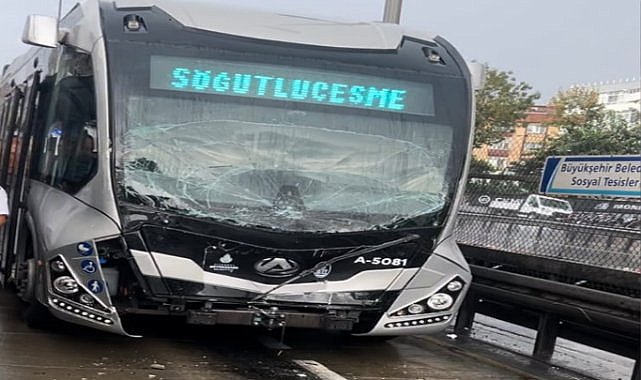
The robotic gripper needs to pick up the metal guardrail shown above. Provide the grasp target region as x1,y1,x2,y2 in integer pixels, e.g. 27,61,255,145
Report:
454,210,640,380
456,211,641,273
455,256,641,380
459,210,641,235
454,256,640,380
456,170,640,378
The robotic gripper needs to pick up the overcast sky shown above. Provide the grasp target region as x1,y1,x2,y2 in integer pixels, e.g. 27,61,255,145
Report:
1,0,639,102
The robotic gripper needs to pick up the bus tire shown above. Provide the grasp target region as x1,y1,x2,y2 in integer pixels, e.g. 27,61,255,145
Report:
16,258,36,303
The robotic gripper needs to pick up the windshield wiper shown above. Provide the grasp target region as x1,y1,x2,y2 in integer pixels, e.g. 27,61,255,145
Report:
380,210,444,230
124,186,156,207
250,233,420,303
124,186,194,214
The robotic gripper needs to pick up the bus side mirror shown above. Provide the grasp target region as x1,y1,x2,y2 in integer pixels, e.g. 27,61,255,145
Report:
22,15,59,48
468,62,486,90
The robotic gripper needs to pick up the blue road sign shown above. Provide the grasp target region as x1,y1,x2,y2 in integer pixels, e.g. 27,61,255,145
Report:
540,155,641,198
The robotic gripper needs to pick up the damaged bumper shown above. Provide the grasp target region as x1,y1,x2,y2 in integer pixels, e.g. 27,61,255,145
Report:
40,227,470,336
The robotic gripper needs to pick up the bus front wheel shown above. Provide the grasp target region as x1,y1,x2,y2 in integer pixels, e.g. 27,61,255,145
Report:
16,258,36,303
16,258,50,328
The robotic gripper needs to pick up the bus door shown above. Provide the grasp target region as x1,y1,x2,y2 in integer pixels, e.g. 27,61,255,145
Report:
0,72,40,286
0,87,23,186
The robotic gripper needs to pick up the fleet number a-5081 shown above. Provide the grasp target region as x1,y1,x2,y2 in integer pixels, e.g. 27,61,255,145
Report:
353,257,408,266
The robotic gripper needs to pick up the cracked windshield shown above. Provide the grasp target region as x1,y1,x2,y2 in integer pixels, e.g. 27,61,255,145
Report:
121,57,453,232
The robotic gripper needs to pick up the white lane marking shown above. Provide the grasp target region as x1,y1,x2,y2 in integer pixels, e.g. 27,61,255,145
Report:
293,360,347,380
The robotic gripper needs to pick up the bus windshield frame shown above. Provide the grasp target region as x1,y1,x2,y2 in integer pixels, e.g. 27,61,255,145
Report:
106,38,470,233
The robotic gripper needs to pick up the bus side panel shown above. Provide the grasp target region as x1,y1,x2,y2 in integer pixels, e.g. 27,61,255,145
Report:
26,181,120,255
0,48,56,285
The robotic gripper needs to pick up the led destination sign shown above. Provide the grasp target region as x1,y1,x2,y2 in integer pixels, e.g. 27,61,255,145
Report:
150,55,434,115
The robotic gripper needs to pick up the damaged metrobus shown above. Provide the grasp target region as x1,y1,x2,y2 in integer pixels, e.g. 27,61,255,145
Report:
0,0,483,336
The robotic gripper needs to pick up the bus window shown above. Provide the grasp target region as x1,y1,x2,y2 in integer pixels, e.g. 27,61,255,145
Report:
33,49,97,194
62,121,97,193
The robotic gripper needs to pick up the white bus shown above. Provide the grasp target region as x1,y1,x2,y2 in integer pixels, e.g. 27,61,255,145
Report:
0,0,481,336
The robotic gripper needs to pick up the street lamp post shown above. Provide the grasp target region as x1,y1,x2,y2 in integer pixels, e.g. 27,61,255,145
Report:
383,0,403,24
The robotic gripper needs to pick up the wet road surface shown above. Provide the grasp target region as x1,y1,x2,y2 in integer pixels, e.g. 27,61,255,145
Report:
0,288,588,380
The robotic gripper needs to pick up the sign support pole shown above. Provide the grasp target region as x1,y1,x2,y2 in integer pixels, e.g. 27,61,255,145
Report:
383,0,403,24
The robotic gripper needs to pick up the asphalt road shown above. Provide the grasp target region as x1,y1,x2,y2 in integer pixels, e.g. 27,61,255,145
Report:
0,288,591,380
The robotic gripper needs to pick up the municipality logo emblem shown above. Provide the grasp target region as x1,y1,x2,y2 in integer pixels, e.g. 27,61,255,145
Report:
209,253,238,273
313,265,332,279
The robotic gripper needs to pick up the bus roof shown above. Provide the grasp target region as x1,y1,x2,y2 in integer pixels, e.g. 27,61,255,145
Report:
3,0,444,85
111,0,437,49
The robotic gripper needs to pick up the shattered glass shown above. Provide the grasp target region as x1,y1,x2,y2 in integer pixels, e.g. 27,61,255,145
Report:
119,96,453,232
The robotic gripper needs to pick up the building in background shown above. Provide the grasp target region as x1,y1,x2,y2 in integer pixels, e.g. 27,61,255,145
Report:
473,105,559,172
472,79,639,173
580,79,641,123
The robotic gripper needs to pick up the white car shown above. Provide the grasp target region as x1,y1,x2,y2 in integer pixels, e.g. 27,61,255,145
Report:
487,194,573,219
519,194,573,219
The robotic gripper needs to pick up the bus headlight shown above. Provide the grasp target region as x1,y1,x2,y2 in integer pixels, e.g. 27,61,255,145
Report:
390,277,465,317
53,276,79,295
426,293,453,311
50,260,66,273
446,280,463,292
407,304,425,314
79,293,95,306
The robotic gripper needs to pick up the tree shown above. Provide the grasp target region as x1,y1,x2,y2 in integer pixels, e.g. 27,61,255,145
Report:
511,87,641,175
469,157,496,175
465,177,530,202
547,86,606,130
474,67,540,148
